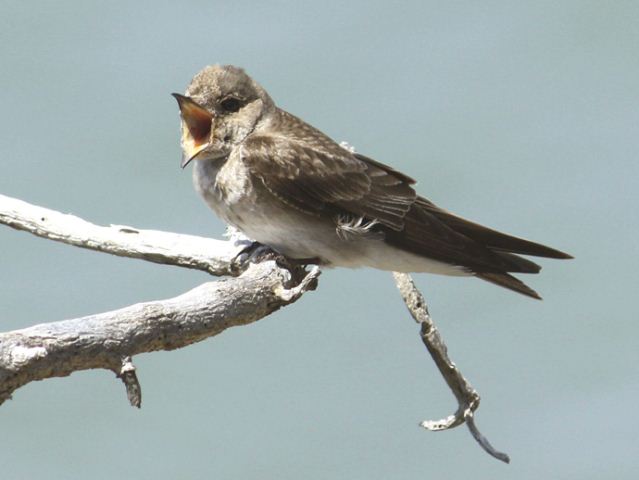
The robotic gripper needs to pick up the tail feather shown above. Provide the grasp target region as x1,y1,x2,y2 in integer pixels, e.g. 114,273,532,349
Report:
423,204,573,259
347,156,571,298
476,272,542,299
494,251,541,274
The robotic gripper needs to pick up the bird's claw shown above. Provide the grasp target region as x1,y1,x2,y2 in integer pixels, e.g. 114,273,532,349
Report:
231,241,321,284
232,241,278,268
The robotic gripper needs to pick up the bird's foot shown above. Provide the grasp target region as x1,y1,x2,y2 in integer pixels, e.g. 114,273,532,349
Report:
233,241,278,267
231,241,321,284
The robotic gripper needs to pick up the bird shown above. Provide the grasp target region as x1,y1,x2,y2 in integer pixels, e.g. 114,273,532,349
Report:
173,65,571,299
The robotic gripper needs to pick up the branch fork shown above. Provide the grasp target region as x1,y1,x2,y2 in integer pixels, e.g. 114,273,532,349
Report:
1,193,508,463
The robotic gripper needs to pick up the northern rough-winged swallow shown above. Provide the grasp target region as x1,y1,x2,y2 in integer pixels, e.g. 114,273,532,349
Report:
173,65,571,299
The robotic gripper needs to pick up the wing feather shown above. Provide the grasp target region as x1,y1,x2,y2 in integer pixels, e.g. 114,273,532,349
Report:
243,135,416,229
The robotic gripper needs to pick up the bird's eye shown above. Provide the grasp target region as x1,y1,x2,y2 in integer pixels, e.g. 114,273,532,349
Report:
220,97,242,113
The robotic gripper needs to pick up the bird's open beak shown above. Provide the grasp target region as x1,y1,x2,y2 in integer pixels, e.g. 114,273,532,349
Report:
172,93,213,168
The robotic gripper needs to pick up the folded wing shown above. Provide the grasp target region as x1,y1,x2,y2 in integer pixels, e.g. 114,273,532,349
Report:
243,132,570,299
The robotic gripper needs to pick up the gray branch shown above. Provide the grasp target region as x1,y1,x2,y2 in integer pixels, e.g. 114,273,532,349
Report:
0,193,507,464
0,193,244,276
0,194,320,405
393,272,510,463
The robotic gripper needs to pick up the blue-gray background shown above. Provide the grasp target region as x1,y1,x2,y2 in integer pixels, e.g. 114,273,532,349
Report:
1,1,637,478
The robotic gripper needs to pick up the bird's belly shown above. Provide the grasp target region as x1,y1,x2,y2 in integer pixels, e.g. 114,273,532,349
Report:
236,206,467,276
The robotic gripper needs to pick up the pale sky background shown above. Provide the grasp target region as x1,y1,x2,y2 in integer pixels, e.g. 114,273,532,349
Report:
1,1,637,479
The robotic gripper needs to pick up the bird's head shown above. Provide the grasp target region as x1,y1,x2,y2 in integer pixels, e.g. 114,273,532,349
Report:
172,64,274,168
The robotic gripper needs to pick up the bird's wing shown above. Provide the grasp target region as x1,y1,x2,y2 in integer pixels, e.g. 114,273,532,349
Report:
242,134,568,299
416,200,572,259
242,135,416,231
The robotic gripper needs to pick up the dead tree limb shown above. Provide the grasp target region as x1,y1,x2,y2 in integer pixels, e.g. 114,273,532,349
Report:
0,193,319,406
0,193,507,463
0,260,319,407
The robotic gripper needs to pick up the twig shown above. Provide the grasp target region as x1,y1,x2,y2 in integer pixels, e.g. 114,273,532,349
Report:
118,356,142,408
393,272,510,464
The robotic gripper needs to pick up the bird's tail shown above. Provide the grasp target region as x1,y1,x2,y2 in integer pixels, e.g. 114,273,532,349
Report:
475,272,542,299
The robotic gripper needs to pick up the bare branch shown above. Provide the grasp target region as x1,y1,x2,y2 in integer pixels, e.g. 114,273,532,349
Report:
0,261,320,406
1,193,507,462
0,193,244,276
393,272,510,464
0,193,320,405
